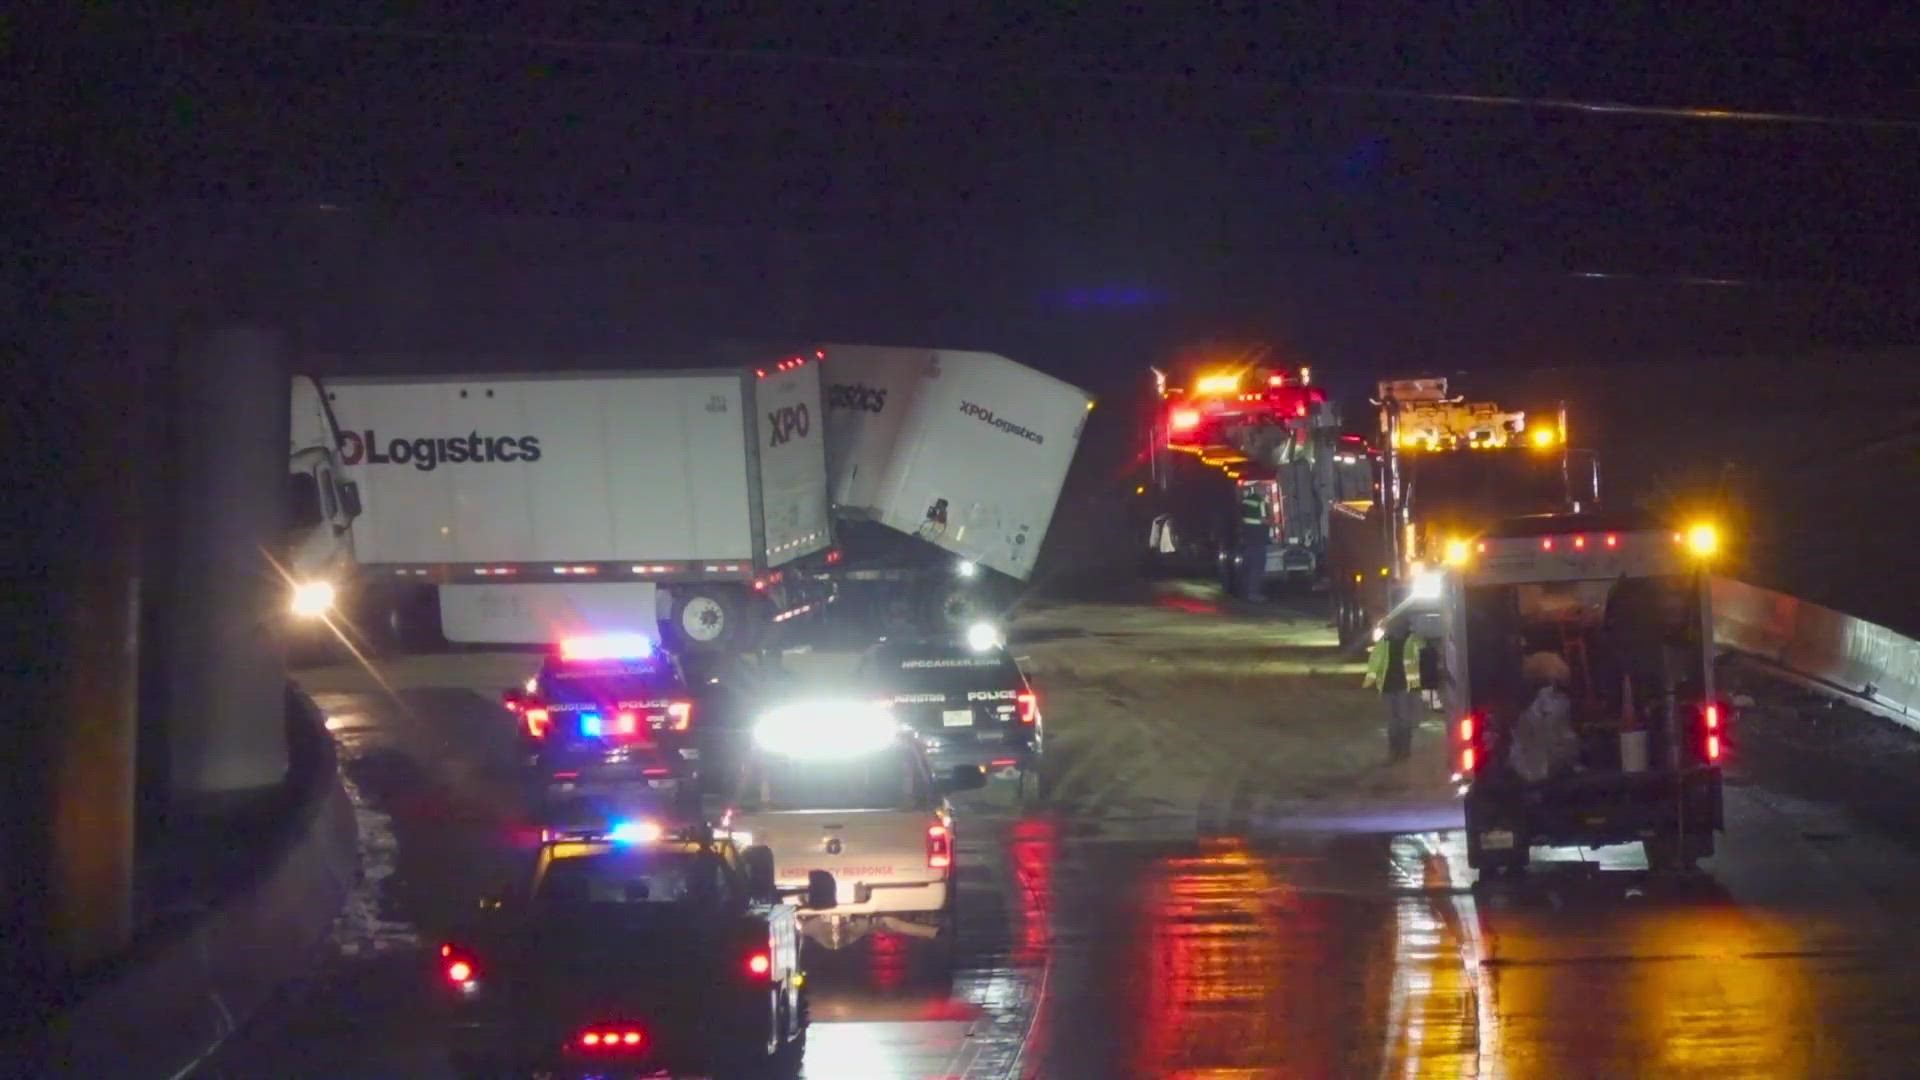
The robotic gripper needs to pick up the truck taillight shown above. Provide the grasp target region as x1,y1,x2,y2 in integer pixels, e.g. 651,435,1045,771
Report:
1016,692,1038,726
927,822,952,869
1703,703,1723,762
525,708,551,739
746,950,772,978
668,701,692,731
440,943,478,986
1458,712,1482,775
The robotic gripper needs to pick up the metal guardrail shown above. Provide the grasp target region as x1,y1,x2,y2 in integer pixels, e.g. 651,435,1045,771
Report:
1711,577,1920,731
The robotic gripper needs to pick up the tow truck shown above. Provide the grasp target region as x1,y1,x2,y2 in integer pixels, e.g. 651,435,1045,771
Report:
1438,513,1726,877
1326,377,1599,649
440,817,834,1078
501,633,703,818
724,700,986,953
1140,357,1360,596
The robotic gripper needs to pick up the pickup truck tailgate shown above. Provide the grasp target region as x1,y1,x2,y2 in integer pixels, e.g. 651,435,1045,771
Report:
735,809,936,900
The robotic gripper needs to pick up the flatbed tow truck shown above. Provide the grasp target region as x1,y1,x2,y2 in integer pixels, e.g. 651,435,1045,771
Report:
1438,512,1727,876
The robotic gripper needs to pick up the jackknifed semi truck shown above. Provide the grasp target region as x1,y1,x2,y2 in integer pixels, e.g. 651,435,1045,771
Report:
285,344,1092,655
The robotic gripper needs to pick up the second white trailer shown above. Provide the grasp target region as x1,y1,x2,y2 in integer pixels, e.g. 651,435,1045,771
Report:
821,345,1093,582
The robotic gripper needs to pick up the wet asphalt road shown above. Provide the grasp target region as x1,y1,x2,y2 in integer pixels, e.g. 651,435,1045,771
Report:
202,590,1920,1078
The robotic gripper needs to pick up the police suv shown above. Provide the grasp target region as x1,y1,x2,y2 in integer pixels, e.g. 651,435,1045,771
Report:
502,634,702,816
854,636,1045,797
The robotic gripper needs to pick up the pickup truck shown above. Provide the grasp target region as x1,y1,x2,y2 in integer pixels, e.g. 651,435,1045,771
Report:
440,820,834,1078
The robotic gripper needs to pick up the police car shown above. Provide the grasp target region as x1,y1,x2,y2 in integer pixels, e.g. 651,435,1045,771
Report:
724,701,986,951
853,629,1045,798
501,634,703,816
441,816,833,1078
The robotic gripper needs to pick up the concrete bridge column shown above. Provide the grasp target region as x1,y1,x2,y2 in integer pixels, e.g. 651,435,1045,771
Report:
161,327,292,806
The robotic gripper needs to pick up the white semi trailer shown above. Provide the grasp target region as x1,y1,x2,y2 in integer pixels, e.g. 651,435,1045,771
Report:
283,343,1093,653
286,356,831,654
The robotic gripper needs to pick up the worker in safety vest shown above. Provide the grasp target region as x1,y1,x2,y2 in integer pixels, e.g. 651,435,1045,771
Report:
1362,614,1428,763
1234,490,1268,602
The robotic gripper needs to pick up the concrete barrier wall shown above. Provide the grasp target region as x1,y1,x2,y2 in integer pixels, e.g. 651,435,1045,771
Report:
1712,577,1920,730
44,690,358,1078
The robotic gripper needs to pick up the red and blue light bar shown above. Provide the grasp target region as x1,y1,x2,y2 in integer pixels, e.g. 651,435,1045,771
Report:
559,633,655,662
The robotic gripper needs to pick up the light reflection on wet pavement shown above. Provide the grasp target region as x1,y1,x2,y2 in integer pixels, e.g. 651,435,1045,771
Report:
210,604,1920,1079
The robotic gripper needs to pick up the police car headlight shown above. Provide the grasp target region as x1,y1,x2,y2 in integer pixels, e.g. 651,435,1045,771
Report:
290,579,337,618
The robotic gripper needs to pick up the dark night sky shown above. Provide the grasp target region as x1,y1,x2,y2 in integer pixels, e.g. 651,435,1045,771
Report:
16,8,1920,628
24,8,1920,387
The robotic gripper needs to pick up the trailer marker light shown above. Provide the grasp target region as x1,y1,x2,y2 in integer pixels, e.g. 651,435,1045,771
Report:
1605,534,1619,548
1460,746,1476,772
1706,733,1722,762
1573,535,1586,550
1459,715,1475,743
1704,703,1720,731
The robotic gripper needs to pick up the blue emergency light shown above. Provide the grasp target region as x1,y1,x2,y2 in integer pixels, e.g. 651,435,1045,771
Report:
579,712,603,737
608,820,664,844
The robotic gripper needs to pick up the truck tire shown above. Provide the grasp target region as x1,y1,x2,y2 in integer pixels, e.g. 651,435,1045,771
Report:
363,586,443,656
662,586,756,656
1642,833,1709,875
924,582,984,633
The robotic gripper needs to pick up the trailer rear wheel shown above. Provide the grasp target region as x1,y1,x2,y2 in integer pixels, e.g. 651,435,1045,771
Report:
663,586,755,656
